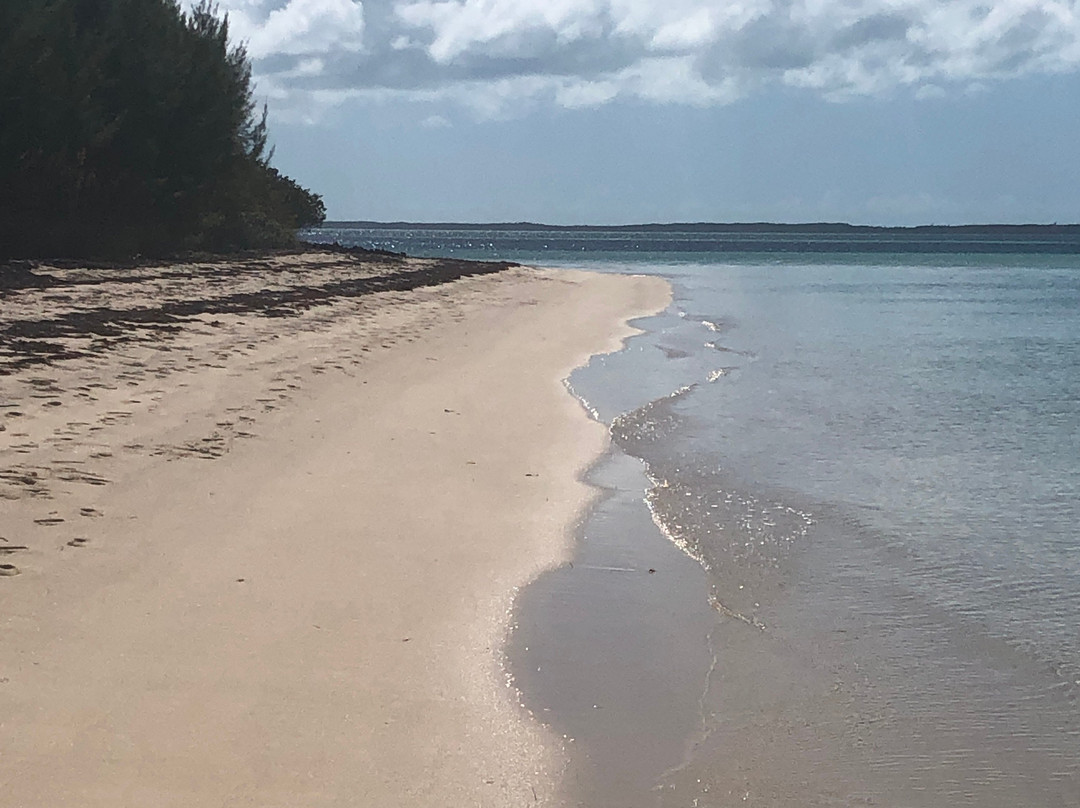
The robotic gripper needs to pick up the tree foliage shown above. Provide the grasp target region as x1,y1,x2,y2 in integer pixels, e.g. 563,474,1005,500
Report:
0,0,325,259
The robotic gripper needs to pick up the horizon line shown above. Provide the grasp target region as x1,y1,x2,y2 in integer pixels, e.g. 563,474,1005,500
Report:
317,220,1080,231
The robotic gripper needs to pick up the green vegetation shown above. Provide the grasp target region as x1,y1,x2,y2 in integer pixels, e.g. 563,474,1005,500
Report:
0,0,325,259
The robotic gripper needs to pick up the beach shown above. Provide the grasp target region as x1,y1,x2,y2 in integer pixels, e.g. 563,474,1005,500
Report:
0,251,669,806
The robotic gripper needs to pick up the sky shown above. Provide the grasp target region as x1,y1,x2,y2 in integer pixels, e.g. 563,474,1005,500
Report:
211,0,1080,225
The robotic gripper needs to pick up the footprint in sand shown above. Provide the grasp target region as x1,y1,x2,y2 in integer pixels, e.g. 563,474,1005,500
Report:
67,538,89,548
0,544,30,555
34,517,65,526
0,563,20,576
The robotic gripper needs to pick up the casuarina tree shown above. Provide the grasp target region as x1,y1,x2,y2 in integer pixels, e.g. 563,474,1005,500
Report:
0,0,325,259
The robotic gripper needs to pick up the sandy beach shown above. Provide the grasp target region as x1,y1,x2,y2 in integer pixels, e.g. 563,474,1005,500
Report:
0,251,669,806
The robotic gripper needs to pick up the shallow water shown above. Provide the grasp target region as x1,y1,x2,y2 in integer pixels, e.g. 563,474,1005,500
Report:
313,226,1080,805
508,450,715,807
570,259,1080,806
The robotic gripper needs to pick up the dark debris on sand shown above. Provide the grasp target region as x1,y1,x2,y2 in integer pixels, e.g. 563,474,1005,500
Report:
0,252,518,375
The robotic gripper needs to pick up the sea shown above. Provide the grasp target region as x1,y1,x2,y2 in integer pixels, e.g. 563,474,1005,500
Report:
307,224,1080,807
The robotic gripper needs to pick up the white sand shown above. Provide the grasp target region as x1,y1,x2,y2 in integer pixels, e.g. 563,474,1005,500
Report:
0,257,669,806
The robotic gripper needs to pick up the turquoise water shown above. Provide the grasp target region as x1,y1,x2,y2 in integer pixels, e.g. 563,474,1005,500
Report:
311,225,1080,805
585,259,1080,805
605,260,1080,678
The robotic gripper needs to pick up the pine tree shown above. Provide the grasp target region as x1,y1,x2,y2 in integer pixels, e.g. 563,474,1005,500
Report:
0,0,325,259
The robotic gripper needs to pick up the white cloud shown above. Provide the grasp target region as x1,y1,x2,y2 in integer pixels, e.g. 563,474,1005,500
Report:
555,78,620,107
649,9,721,50
914,83,946,99
396,0,611,62
421,113,452,126
210,0,1080,118
221,0,365,58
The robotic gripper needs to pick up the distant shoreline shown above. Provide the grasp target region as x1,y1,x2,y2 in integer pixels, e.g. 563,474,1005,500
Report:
307,222,1080,257
321,220,1080,235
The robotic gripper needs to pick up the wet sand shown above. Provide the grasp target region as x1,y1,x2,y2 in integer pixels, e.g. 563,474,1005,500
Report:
509,449,717,807
0,251,669,806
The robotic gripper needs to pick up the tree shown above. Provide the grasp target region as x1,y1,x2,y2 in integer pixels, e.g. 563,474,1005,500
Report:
0,0,325,259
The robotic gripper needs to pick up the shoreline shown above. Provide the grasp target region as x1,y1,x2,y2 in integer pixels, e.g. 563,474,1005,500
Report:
0,252,669,806
508,446,717,807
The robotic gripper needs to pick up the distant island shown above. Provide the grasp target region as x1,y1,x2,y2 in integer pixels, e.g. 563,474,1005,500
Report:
324,221,1080,236
309,221,1080,256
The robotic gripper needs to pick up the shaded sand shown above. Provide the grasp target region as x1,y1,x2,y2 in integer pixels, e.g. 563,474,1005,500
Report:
0,252,669,806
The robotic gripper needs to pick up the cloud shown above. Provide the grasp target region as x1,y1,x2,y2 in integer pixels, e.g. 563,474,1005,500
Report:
420,113,452,127
209,0,1080,118
221,0,365,59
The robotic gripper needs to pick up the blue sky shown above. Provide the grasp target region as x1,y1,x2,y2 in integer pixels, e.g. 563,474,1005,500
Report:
214,0,1080,225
